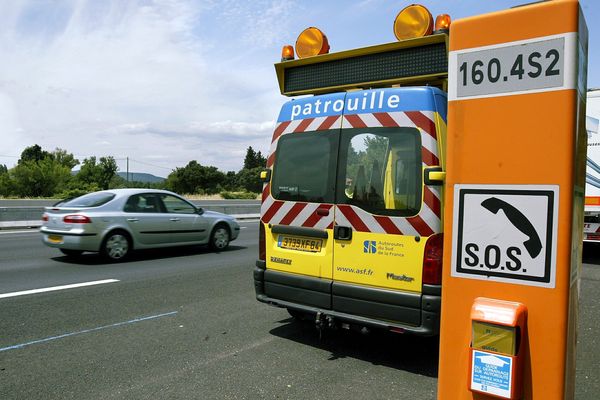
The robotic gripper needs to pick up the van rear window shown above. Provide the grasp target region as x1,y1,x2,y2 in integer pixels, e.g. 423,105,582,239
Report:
338,127,422,217
271,131,337,203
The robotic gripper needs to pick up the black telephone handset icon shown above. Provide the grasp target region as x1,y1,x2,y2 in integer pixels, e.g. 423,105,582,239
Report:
481,197,543,259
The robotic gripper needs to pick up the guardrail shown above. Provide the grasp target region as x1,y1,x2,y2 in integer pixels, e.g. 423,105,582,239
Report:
0,202,261,229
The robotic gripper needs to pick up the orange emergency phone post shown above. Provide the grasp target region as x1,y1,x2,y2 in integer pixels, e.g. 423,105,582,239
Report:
438,1,587,399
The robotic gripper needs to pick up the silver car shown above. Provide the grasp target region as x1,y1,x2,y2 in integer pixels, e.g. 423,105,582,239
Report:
40,189,240,261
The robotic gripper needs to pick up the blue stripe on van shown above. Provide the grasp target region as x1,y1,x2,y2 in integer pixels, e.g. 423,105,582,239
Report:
277,87,445,123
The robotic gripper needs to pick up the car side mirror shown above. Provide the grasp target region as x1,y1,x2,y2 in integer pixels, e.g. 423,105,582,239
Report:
424,166,445,186
196,207,204,215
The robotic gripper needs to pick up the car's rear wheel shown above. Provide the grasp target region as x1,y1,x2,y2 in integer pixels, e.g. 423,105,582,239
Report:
60,249,83,257
101,231,131,261
209,224,230,251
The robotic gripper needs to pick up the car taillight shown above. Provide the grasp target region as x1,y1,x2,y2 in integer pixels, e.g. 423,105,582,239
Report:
42,213,49,222
423,233,443,285
259,222,266,261
63,215,91,224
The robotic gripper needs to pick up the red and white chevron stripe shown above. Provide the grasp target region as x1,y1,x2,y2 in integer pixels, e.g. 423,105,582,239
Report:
262,110,441,237
261,196,334,229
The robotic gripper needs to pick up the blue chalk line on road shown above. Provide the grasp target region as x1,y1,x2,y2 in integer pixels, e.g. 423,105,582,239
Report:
0,311,178,352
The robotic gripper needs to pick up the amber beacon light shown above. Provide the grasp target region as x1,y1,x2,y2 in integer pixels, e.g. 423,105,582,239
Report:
281,45,295,61
295,27,330,59
434,13,451,34
393,4,433,40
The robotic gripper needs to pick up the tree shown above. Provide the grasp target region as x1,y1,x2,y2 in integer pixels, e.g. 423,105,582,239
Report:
236,146,267,193
0,164,14,196
52,148,79,170
9,145,74,197
18,144,51,164
165,161,225,194
166,160,202,194
77,157,100,186
243,146,266,170
76,156,118,190
223,171,238,191
98,157,118,190
11,157,72,197
236,167,263,193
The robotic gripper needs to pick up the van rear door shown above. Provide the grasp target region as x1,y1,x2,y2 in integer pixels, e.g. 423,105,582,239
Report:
260,93,344,309
331,88,443,325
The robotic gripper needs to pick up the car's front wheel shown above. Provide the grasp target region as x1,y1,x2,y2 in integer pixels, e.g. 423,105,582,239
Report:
209,224,230,251
101,231,131,261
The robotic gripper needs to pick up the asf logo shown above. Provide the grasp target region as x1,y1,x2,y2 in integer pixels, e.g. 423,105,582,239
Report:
363,240,377,254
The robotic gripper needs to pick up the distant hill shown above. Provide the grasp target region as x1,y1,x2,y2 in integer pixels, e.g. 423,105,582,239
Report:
117,172,165,183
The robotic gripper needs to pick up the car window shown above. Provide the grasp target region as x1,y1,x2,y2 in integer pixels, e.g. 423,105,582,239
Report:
124,194,161,213
61,192,115,207
160,194,197,214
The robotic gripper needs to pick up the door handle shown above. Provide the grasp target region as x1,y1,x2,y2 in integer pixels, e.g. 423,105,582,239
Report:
334,225,353,241
126,218,139,222
169,218,180,222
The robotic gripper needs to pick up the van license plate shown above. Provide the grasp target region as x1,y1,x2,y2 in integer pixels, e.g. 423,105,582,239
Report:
48,235,63,243
277,236,322,253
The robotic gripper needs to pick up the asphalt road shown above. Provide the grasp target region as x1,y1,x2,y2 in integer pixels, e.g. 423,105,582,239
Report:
0,226,598,399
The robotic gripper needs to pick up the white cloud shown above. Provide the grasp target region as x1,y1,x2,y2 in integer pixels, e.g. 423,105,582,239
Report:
0,0,291,175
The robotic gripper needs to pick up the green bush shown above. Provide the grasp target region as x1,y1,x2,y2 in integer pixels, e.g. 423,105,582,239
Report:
55,183,100,200
220,191,259,200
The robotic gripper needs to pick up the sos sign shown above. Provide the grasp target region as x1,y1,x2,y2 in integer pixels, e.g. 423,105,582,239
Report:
451,185,558,288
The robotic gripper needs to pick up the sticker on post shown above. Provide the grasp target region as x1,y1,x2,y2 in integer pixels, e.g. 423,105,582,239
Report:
471,350,513,399
448,33,576,100
451,185,558,288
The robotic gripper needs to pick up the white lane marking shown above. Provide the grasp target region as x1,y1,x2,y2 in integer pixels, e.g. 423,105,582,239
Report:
0,279,120,299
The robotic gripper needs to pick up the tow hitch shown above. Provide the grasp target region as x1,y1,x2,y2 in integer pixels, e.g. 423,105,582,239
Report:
315,311,336,339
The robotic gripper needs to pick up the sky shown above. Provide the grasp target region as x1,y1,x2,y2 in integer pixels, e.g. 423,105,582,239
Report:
1,0,598,178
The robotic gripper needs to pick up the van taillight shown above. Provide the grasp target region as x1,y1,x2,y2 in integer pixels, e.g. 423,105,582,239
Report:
259,222,266,261
422,233,443,285
63,215,91,224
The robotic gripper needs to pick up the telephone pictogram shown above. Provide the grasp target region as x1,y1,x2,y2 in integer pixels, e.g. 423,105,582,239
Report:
481,197,542,258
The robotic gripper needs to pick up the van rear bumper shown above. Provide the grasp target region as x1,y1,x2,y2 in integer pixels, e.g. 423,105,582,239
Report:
254,262,440,336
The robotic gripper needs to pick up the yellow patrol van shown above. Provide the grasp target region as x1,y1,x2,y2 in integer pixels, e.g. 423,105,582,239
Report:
254,5,449,335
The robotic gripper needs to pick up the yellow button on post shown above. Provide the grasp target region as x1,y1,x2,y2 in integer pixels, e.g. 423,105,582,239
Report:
472,321,516,355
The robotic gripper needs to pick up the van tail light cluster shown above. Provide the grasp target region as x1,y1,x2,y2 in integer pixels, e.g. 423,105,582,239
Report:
259,222,266,261
422,233,443,285
63,215,92,224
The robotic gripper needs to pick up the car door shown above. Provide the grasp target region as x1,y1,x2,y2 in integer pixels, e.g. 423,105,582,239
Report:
158,193,209,244
123,193,173,246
